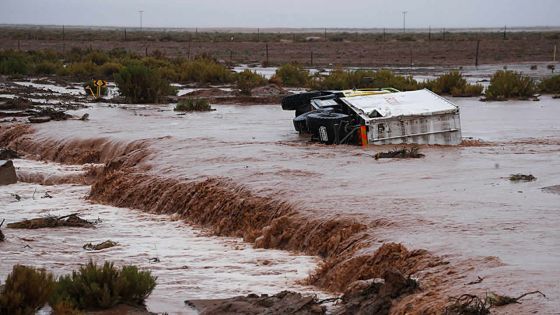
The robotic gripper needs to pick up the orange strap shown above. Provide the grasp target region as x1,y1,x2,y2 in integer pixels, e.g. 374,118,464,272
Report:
360,126,368,147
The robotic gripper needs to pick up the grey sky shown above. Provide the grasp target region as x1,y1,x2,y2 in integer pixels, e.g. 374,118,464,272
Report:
1,0,559,29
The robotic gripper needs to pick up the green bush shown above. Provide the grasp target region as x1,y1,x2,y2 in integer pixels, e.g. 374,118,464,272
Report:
174,98,212,111
274,63,310,87
66,62,98,80
114,63,176,103
0,265,55,315
99,62,123,78
84,51,109,66
0,51,29,75
50,261,156,310
178,57,234,84
309,69,419,91
236,69,267,95
486,70,536,100
539,75,560,94
422,71,483,96
34,61,62,75
370,69,419,91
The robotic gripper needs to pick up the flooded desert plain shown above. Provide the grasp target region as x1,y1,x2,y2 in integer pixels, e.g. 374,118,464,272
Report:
1,75,559,314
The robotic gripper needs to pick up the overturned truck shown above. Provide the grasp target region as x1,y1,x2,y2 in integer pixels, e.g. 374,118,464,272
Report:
281,89,462,146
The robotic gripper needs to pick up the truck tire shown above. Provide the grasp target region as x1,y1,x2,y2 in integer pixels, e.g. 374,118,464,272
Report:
281,91,333,111
306,112,350,144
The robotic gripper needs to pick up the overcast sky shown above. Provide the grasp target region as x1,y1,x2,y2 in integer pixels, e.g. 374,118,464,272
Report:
1,0,559,29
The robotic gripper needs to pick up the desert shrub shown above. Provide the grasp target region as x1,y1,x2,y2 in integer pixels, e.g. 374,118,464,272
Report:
66,62,98,80
98,62,123,78
50,261,156,311
174,98,212,111
114,63,176,103
539,75,560,94
178,57,234,84
0,265,55,315
451,83,484,97
83,51,109,66
486,70,536,100
309,69,419,91
274,63,310,87
310,68,353,90
0,51,29,75
236,69,267,95
370,69,419,91
422,71,483,96
33,61,62,75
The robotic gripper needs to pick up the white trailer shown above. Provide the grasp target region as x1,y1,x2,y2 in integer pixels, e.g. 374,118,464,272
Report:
339,89,462,145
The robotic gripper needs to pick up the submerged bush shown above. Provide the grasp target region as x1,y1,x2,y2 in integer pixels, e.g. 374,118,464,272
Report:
236,69,268,95
539,75,560,94
0,265,55,315
273,63,310,87
114,63,176,103
174,98,212,111
422,71,483,97
50,261,156,310
485,70,536,100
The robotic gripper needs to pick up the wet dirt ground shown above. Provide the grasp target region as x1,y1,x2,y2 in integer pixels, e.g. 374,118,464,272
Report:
11,93,558,313
0,160,326,314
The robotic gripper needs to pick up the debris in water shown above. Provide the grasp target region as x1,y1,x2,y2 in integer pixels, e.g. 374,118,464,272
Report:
509,174,537,182
7,213,95,229
11,193,21,201
335,269,419,315
0,148,20,160
0,160,18,185
466,276,485,285
486,290,546,307
445,290,546,314
445,294,490,315
41,192,53,199
0,219,5,242
79,113,89,121
185,290,326,315
149,257,160,263
542,185,560,195
374,146,424,160
83,240,118,251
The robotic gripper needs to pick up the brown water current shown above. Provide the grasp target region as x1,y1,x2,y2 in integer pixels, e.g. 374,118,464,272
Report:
1,96,559,313
0,160,326,314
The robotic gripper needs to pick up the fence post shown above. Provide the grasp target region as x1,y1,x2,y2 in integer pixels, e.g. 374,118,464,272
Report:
310,50,314,66
428,25,431,41
265,43,269,65
17,40,21,51
475,40,480,67
124,28,127,41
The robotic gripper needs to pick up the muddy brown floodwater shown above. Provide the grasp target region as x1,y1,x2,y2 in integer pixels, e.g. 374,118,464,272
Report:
1,93,559,313
0,160,327,314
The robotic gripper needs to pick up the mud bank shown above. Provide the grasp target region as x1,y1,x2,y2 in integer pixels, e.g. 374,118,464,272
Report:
0,124,461,314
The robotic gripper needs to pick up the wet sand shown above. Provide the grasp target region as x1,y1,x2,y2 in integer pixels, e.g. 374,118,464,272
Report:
1,85,559,312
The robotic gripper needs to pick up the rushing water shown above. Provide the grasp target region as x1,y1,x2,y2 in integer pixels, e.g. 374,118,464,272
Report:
0,160,326,314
